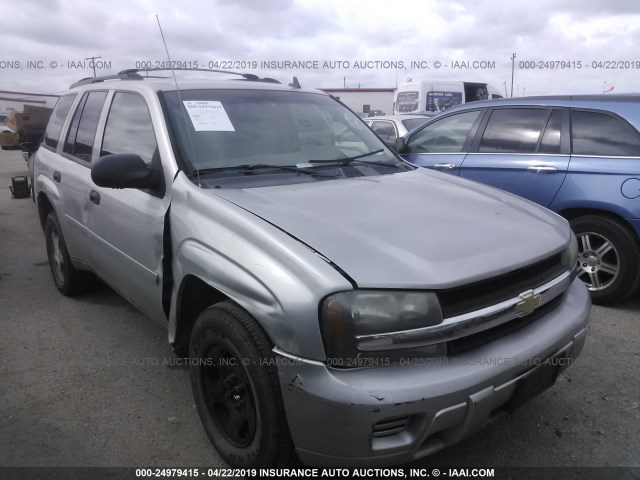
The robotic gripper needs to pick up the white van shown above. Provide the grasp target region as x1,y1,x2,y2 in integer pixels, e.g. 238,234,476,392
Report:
394,80,503,114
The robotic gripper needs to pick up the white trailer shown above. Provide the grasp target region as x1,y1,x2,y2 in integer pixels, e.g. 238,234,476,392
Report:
394,80,503,114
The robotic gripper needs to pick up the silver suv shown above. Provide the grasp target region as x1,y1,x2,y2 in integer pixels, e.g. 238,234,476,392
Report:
33,69,590,468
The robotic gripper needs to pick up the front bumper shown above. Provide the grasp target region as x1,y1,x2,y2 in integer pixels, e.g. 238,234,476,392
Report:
275,279,591,467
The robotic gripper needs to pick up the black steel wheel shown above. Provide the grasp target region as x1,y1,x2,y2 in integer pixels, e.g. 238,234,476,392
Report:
202,340,257,448
189,301,296,467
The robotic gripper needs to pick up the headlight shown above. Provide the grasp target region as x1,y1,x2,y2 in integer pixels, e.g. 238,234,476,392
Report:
562,230,579,277
319,290,446,367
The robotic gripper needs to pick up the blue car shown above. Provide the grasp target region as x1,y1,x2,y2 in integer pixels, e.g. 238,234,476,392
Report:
397,95,640,304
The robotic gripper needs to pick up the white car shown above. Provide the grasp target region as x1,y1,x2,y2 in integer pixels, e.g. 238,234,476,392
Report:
364,114,434,141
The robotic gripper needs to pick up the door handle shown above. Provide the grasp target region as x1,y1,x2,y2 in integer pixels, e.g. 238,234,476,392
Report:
434,163,457,170
53,171,61,183
527,166,558,173
89,190,101,205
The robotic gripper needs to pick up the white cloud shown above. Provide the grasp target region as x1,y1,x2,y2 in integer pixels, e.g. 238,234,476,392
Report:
0,0,638,95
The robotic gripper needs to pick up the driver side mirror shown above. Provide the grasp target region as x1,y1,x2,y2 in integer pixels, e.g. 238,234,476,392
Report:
19,142,37,161
92,154,160,190
395,136,407,154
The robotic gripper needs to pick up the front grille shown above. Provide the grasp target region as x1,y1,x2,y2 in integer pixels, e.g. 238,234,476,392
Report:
447,294,564,355
372,416,409,438
437,253,565,319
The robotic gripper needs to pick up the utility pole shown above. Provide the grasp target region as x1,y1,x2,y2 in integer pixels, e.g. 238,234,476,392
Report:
503,81,507,97
85,56,101,77
510,53,516,98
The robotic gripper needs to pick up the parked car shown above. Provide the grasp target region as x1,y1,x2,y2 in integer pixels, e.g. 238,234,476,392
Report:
0,124,19,150
397,95,640,304
33,70,590,468
364,115,433,141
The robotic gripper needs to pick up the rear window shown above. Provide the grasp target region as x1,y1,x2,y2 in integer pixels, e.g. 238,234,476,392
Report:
479,108,550,153
63,91,107,162
43,95,77,150
571,110,640,156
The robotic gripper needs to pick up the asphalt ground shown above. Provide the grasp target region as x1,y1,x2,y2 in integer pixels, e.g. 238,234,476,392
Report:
0,149,638,479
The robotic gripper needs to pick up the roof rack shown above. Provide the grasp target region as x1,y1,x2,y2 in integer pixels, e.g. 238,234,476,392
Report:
69,68,285,89
70,71,145,89
119,67,266,80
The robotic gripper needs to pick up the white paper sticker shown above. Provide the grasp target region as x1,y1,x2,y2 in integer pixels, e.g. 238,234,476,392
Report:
183,101,235,132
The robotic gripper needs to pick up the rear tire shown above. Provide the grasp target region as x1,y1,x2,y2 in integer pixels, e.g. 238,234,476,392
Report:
570,215,640,304
189,301,296,467
44,212,96,295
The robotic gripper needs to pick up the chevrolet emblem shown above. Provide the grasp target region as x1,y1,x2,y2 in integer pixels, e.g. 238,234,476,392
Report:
515,290,541,317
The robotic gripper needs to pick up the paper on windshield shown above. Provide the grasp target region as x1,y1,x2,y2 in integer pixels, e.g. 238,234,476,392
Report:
183,101,235,132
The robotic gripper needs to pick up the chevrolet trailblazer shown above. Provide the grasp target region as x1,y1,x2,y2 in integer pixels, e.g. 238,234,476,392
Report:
32,69,590,467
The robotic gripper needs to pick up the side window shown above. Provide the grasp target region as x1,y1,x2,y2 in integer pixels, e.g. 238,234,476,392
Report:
491,94,503,99
370,121,396,141
571,110,640,156
407,110,481,153
479,108,550,153
101,92,158,165
43,94,77,149
63,91,107,162
539,110,563,154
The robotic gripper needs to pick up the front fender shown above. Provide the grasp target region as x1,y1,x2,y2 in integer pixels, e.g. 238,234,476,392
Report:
167,173,352,361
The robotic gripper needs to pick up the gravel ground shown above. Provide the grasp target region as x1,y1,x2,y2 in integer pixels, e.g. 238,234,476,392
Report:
0,149,638,478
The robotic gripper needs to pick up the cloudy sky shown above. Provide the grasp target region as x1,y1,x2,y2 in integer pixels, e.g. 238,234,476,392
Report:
0,0,639,96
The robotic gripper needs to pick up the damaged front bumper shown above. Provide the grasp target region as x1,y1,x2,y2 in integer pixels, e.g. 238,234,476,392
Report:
275,279,591,467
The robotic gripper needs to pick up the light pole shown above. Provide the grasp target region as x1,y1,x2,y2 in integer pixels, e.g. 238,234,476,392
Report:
510,53,516,98
85,56,101,77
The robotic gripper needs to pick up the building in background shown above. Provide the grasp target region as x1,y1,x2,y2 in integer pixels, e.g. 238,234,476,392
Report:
320,88,395,116
0,90,59,114
0,91,57,150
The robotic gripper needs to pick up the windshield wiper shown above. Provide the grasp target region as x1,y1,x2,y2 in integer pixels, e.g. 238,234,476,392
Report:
189,164,336,178
308,149,401,168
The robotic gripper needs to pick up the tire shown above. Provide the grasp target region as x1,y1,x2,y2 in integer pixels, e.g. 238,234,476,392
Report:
570,215,640,304
44,212,96,296
189,301,296,467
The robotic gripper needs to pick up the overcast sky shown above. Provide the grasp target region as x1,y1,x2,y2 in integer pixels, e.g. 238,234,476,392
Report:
0,0,639,96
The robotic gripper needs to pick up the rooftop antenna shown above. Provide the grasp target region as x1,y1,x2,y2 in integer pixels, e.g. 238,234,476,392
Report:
289,76,301,89
156,15,201,187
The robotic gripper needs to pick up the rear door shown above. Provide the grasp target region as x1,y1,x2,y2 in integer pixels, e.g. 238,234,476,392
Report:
552,108,640,215
400,109,484,174
51,90,108,265
459,107,570,207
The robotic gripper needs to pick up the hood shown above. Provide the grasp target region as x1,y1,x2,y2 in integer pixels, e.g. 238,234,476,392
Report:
212,169,569,289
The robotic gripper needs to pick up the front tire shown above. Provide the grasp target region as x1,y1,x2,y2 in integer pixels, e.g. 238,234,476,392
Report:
189,301,296,467
570,215,640,304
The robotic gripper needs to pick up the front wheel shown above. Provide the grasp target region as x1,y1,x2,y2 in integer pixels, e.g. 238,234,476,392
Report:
570,215,640,304
189,301,296,467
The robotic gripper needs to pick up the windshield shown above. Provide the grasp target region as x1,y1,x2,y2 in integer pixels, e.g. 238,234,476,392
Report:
396,91,419,113
161,89,407,184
